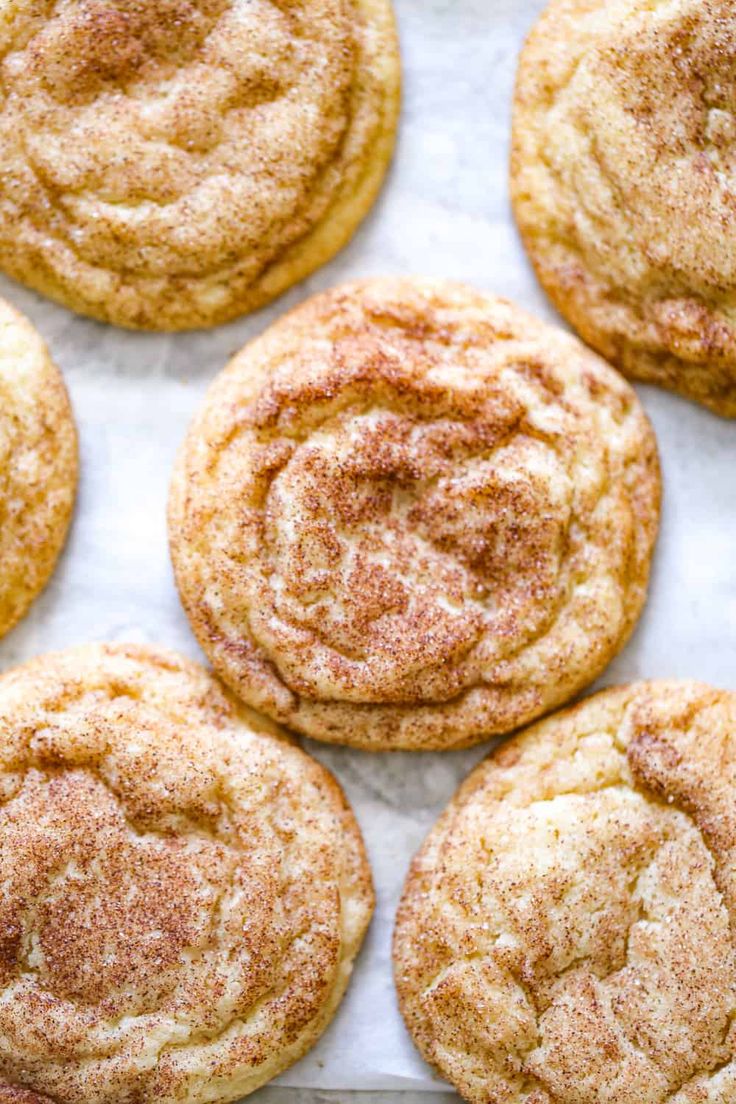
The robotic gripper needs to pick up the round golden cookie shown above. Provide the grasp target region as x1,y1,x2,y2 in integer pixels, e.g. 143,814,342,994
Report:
0,298,77,639
395,681,736,1104
0,643,373,1104
169,278,661,752
512,0,736,417
0,1,400,331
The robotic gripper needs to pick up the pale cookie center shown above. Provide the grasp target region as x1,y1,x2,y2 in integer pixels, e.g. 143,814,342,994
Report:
258,411,570,705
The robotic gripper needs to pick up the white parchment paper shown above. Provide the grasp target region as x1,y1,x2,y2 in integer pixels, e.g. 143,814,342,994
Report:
1,0,735,1095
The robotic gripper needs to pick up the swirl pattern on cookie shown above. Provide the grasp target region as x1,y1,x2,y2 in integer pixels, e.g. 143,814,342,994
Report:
0,0,400,330
0,644,373,1103
0,297,77,639
513,0,736,416
395,682,736,1104
169,279,660,751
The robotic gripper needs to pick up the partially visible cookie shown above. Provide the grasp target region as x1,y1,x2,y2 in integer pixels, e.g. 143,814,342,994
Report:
0,0,400,330
169,277,660,752
0,1091,53,1104
395,681,736,1104
512,0,736,416
0,298,77,638
0,643,373,1104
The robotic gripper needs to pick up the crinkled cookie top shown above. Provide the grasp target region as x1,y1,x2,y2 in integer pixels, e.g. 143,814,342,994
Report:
0,644,372,1104
513,0,736,416
395,681,736,1104
0,0,399,329
0,297,76,639
169,278,660,750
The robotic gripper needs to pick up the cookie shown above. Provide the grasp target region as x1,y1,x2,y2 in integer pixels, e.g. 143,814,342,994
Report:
0,298,77,639
0,0,400,330
512,0,736,417
394,681,736,1104
169,278,661,751
0,643,373,1103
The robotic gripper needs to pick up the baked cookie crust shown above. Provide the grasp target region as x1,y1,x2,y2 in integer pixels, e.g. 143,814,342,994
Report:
395,681,736,1103
0,298,77,639
0,0,400,330
512,0,736,417
0,643,373,1104
169,278,661,751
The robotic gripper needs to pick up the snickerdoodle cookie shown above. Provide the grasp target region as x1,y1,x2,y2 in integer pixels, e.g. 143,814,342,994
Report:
512,0,736,417
395,681,736,1104
0,298,76,639
0,0,400,330
169,278,660,751
0,643,373,1104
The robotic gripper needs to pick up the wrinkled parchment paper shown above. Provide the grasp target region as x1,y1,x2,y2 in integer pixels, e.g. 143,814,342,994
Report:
1,0,735,1094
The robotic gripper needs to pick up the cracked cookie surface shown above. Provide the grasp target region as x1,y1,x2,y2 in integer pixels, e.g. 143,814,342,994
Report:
512,0,736,417
394,681,736,1104
0,0,400,330
169,278,660,751
0,297,76,639
0,643,373,1104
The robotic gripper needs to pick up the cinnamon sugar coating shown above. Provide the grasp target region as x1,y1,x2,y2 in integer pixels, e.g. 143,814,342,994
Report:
0,0,400,330
169,278,661,751
0,644,373,1103
394,682,736,1104
0,297,77,639
512,0,736,416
